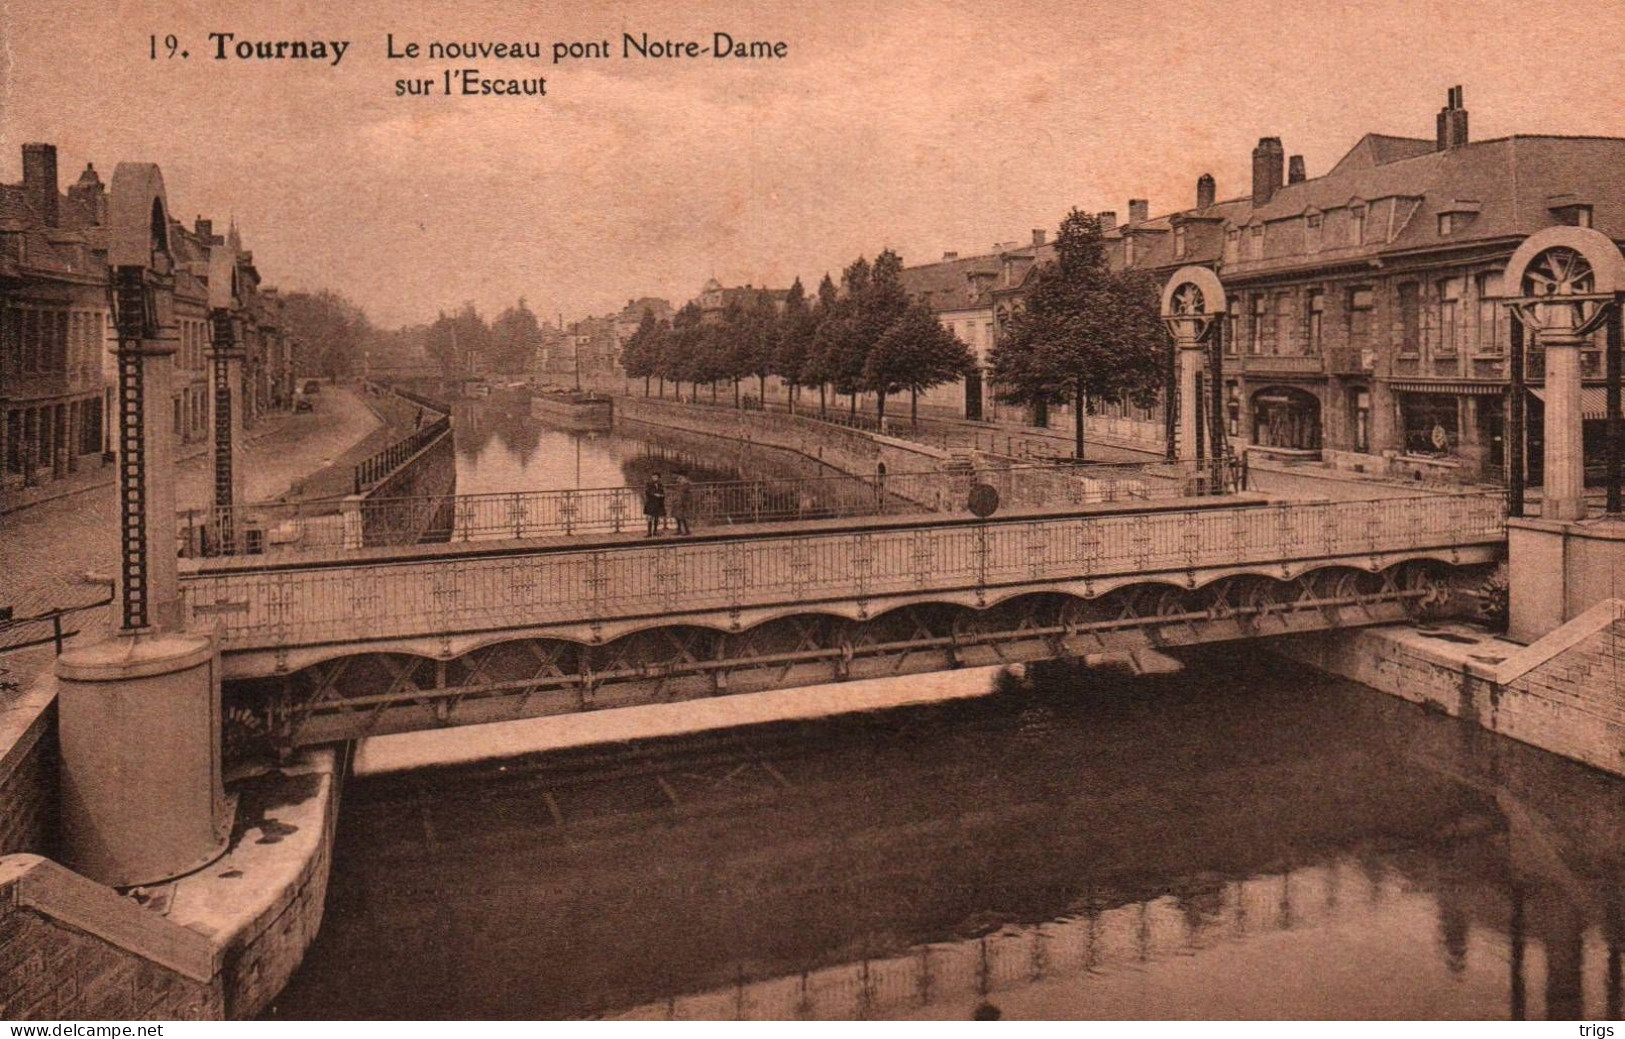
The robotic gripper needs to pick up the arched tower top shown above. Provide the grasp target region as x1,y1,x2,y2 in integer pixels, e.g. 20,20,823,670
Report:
108,162,170,269
1160,265,1226,318
1502,225,1625,299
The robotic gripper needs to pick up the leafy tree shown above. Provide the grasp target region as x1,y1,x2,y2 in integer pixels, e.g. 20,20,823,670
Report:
811,257,879,417
772,278,816,413
862,300,977,426
281,289,371,380
620,307,664,396
987,210,1165,459
425,303,491,377
489,298,543,377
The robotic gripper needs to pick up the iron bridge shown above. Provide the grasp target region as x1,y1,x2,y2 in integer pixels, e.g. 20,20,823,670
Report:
184,494,1509,752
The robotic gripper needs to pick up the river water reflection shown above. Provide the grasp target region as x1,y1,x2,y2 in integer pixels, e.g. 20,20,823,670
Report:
268,650,1625,1020
451,396,816,495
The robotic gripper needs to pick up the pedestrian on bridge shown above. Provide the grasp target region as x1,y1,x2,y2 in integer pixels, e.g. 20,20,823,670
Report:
670,473,692,536
644,473,667,537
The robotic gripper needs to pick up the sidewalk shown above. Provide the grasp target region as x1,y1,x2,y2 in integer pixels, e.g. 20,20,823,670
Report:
0,410,296,517
0,387,383,688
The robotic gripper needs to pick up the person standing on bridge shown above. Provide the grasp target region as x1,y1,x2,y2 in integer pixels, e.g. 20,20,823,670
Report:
644,473,667,537
669,472,692,536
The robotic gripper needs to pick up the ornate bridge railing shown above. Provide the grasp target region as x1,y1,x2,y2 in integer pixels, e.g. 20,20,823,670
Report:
176,461,1229,558
181,493,1507,655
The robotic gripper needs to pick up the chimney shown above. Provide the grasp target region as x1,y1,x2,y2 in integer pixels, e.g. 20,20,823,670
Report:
1032,229,1046,247
1288,156,1306,185
194,217,213,241
1436,85,1469,150
942,251,959,261
1196,173,1216,210
22,143,59,228
1128,199,1149,225
1096,211,1117,230
1252,137,1284,206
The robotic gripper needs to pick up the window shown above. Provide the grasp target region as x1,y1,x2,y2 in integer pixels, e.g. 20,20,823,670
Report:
18,308,33,373
1308,290,1325,354
1225,296,1240,355
1347,286,1374,347
1473,273,1502,354
1399,282,1421,354
1225,229,1240,264
1401,393,1460,456
1351,389,1371,453
1275,294,1293,355
1124,235,1135,266
1438,213,1454,236
0,307,19,377
1174,224,1187,260
1436,278,1461,355
1250,225,1265,260
1306,213,1323,252
1557,205,1594,228
1251,295,1267,354
1350,206,1366,245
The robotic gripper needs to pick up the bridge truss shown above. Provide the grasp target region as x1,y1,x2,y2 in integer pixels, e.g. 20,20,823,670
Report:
225,560,1485,753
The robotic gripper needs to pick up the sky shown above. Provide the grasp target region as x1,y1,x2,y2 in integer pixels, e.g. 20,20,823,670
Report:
4,0,1625,329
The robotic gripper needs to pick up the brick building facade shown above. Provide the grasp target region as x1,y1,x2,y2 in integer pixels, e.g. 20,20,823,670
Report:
1,144,291,503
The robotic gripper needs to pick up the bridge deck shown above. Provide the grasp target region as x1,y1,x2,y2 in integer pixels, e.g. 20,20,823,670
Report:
185,493,1508,678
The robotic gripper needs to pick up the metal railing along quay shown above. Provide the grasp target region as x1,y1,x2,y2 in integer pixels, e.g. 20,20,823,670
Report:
351,413,451,494
178,459,1239,558
658,393,1161,461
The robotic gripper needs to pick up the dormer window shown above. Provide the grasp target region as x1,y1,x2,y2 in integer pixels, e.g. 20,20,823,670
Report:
1224,228,1240,264
1124,235,1135,266
1437,201,1482,237
1174,224,1187,260
1306,213,1323,252
1349,206,1367,245
1249,225,1264,260
1548,197,1594,229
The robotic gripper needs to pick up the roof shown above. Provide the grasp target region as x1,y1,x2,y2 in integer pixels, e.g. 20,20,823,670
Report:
1107,133,1625,281
1329,133,1437,175
899,254,1002,313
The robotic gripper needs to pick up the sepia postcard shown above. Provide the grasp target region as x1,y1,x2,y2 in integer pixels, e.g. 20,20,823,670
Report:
0,0,1622,1027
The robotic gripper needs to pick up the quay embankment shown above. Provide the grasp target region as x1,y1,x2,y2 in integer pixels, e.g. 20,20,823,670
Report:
0,388,386,1021
1275,599,1625,780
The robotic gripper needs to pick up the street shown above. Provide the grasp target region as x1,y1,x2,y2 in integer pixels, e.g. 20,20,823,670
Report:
0,387,382,692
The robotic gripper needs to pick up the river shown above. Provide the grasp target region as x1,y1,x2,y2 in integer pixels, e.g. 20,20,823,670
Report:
263,399,1624,1020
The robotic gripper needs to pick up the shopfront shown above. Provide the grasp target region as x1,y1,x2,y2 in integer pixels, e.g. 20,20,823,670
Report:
1249,386,1321,454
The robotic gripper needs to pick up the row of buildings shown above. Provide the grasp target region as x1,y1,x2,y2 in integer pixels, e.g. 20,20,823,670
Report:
899,86,1623,482
1,142,295,501
649,87,1620,484
534,296,676,386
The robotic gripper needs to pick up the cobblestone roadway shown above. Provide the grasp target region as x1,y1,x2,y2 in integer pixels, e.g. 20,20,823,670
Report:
0,387,381,691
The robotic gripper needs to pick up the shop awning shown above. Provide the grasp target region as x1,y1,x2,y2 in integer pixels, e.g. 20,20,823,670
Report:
1388,380,1506,395
1525,386,1620,421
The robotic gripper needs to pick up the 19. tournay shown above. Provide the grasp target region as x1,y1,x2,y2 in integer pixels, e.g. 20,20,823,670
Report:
623,32,787,59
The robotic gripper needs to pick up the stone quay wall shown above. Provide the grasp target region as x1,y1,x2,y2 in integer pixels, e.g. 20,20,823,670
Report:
616,396,953,481
0,683,58,861
1276,599,1625,779
0,669,340,1020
